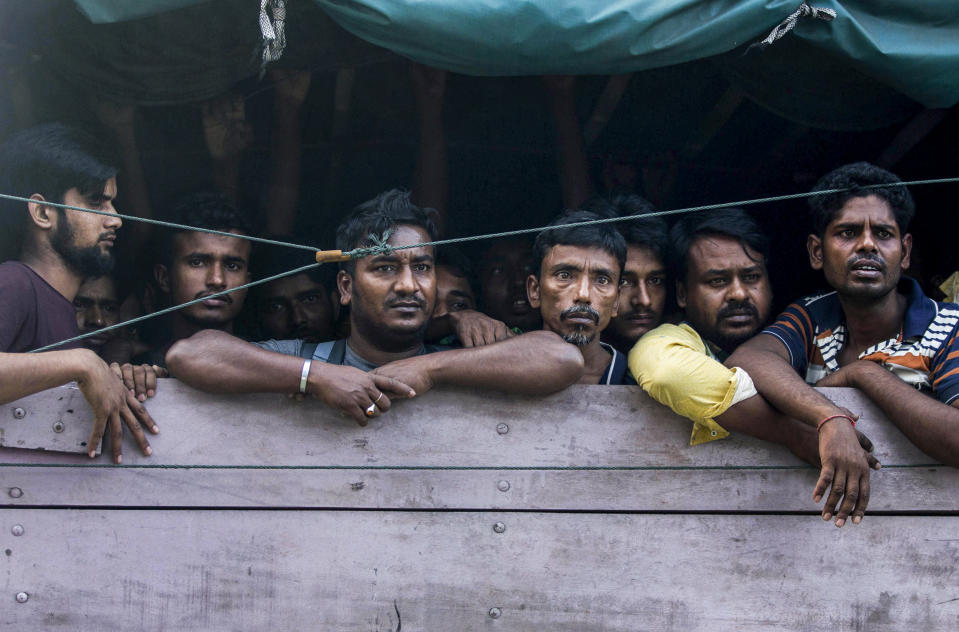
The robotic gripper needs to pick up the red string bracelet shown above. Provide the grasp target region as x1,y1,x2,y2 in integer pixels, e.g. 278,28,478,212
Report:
817,414,856,432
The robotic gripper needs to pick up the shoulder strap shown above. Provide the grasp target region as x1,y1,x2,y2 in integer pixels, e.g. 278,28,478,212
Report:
298,341,319,360
328,339,348,364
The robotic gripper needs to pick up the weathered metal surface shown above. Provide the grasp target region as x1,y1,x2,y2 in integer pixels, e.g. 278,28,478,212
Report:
0,381,936,466
2,510,957,631
0,385,99,454
1,464,955,512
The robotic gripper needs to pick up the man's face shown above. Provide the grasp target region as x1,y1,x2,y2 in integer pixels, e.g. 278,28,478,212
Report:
338,225,437,350
678,235,772,353
74,276,120,351
808,195,911,302
528,244,620,347
479,238,541,331
607,244,667,344
50,178,122,277
156,231,251,329
425,264,476,341
257,273,334,342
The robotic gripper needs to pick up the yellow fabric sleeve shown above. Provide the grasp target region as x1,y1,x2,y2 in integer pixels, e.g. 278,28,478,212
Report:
628,323,736,445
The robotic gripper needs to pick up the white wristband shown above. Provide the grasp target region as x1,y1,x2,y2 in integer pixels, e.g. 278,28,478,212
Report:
299,359,312,394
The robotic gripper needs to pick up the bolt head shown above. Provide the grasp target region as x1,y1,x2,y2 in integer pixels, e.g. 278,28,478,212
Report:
15,592,28,603
11,525,24,536
496,423,509,435
8,487,23,499
488,607,502,619
493,522,506,534
13,407,25,419
52,421,65,433
497,480,510,492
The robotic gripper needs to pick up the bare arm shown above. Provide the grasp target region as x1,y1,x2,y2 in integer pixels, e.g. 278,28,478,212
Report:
165,330,416,425
728,334,874,527
816,360,959,467
373,330,584,396
409,63,449,235
543,75,592,210
0,349,157,463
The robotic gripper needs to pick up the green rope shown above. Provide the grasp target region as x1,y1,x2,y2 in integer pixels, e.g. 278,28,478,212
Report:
342,176,959,258
29,262,322,353
9,175,959,353
0,192,319,252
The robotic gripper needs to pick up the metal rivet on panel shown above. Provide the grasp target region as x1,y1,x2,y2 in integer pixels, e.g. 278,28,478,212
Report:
497,480,510,492
52,421,65,433
11,525,24,537
488,607,502,619
13,408,25,419
8,488,23,499
496,423,509,435
493,522,506,534
15,592,28,604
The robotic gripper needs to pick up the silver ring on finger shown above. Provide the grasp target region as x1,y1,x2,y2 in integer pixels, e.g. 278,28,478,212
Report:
365,403,377,417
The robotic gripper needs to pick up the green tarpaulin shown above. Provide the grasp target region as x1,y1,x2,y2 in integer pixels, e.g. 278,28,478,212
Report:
72,0,959,109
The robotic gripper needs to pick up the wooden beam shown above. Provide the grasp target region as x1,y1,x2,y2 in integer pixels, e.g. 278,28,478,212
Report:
876,108,948,169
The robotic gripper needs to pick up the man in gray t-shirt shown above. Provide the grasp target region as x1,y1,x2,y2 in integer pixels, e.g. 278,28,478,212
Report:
167,190,584,425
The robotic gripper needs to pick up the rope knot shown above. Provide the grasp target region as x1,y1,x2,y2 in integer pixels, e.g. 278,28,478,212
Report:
350,229,394,259
747,2,837,53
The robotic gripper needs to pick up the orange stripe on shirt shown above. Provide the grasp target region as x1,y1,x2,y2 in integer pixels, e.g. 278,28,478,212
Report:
934,366,959,387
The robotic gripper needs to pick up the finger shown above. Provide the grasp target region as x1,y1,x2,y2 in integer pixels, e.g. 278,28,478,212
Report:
372,374,416,398
87,414,108,459
865,452,881,470
365,387,391,413
109,410,123,464
833,474,860,528
855,430,874,453
127,392,159,434
496,325,510,341
121,363,136,393
134,365,149,401
462,330,476,348
813,465,833,504
109,362,123,380
143,365,157,398
152,365,170,378
852,472,870,525
120,403,151,456
822,470,847,523
341,401,367,426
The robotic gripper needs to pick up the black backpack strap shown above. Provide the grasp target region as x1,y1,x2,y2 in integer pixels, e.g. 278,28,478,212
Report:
298,341,319,360
327,338,348,365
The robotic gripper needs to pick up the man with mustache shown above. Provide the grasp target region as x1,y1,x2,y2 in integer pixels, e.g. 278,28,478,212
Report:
0,123,158,464
730,162,959,524
166,190,584,425
527,211,634,384
138,192,252,367
583,194,670,355
629,209,875,508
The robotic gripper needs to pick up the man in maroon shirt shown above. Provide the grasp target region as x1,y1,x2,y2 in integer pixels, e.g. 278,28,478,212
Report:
0,123,158,463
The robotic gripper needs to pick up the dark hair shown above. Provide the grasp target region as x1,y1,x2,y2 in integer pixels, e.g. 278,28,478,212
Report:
0,123,117,259
335,189,438,273
252,236,336,292
808,162,915,235
670,208,769,282
532,210,627,277
577,193,667,263
155,191,253,267
436,245,478,297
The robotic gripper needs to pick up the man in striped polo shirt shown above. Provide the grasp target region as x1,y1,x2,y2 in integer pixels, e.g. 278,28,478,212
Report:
730,162,959,527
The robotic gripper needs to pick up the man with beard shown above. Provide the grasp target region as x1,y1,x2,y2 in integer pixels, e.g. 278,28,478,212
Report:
0,123,158,463
581,194,670,354
527,211,633,384
137,192,253,367
633,207,877,527
730,163,959,524
166,190,583,425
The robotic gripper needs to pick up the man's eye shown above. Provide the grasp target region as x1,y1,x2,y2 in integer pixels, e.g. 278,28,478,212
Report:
619,278,634,287
839,229,855,239
708,278,727,287
449,301,471,312
648,276,665,286
188,258,204,267
596,276,611,285
556,271,571,280
413,263,432,272
876,230,893,239
377,264,396,272
742,273,761,283
103,304,119,313
301,293,321,304
265,302,286,313
226,262,244,272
